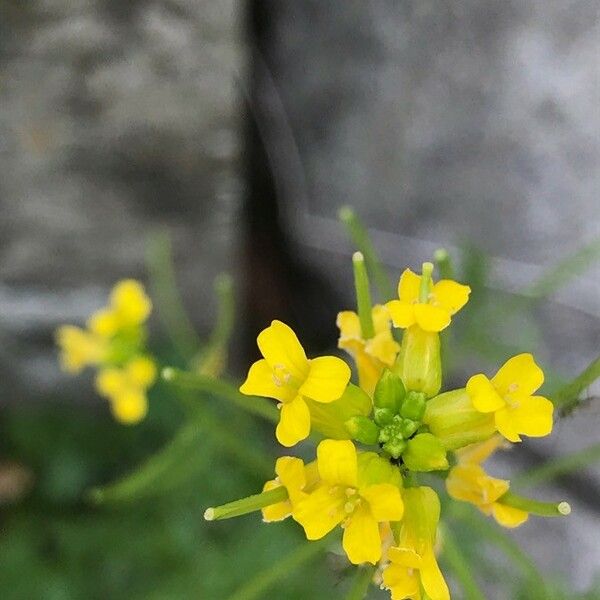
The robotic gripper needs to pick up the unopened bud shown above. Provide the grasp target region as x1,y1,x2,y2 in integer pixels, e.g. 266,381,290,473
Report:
400,418,418,438
382,439,407,459
345,415,379,445
373,369,405,412
374,407,395,427
402,433,449,472
400,391,427,421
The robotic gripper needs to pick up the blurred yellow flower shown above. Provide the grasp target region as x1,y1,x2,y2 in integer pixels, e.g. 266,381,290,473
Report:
446,435,528,527
382,486,449,600
386,268,470,333
95,356,156,424
56,326,108,373
466,353,554,442
239,320,351,447
293,440,403,565
337,305,400,395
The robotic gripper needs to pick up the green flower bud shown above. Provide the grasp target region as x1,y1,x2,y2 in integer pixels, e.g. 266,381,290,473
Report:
345,415,379,445
374,407,395,427
423,388,496,450
400,391,427,421
382,439,407,460
393,327,441,397
402,433,449,472
357,452,403,487
373,369,406,412
400,418,418,439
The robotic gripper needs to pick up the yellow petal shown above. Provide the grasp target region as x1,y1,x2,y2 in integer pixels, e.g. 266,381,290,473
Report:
87,308,119,338
275,456,307,502
387,547,423,569
432,280,471,315
372,304,393,335
420,549,450,600
361,484,404,522
239,359,296,402
413,304,451,332
56,325,106,373
261,480,291,522
110,280,152,326
382,563,420,600
492,503,529,528
293,484,346,539
342,503,382,564
257,320,309,381
398,269,421,303
365,331,400,367
456,435,505,465
336,311,362,341
276,396,311,447
299,356,350,403
386,300,416,329
126,356,156,388
507,395,554,438
317,439,358,487
492,353,544,397
110,390,147,424
494,407,522,442
95,368,126,399
467,373,505,413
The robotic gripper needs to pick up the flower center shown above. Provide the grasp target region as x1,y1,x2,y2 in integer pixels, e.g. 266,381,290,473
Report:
272,364,292,387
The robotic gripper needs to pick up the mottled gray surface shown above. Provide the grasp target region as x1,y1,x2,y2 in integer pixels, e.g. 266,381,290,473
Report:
0,0,243,398
252,0,600,591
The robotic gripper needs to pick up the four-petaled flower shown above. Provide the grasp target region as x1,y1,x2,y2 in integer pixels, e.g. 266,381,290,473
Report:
466,353,554,442
293,440,404,565
446,436,528,527
239,320,351,446
386,269,470,332
382,486,449,600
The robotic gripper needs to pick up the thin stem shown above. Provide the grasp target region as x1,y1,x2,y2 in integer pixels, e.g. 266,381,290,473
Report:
227,538,330,600
339,206,395,301
352,252,375,339
499,491,570,518
146,230,202,361
345,565,376,600
205,486,288,521
442,527,486,600
553,355,600,415
513,441,600,489
162,368,279,424
434,248,454,280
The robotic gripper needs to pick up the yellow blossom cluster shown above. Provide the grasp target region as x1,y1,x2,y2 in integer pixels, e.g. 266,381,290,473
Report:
56,280,156,424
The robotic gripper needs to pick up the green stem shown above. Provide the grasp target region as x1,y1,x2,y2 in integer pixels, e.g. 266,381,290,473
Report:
162,368,279,424
227,538,330,600
345,565,376,600
498,492,570,517
553,355,600,415
352,252,375,339
513,442,600,489
205,486,288,521
339,206,395,301
146,230,202,361
433,248,454,280
442,527,486,600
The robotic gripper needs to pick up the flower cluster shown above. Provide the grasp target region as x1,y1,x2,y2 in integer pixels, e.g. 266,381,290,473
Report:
56,280,156,424
205,255,567,600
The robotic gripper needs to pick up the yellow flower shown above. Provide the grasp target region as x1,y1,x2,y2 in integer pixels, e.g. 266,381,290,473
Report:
88,279,152,336
239,320,351,447
95,356,156,425
293,440,404,565
446,436,528,528
466,353,554,442
262,457,319,522
382,487,449,600
56,326,108,374
337,305,400,395
386,268,470,333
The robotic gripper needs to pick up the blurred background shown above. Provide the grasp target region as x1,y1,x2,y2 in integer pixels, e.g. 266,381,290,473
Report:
0,1,599,598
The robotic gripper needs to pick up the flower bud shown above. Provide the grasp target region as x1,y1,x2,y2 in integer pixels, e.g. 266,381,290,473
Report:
402,433,449,472
400,418,418,438
382,439,407,459
345,415,379,445
393,326,441,397
400,391,427,421
423,388,496,450
374,407,395,427
373,369,405,412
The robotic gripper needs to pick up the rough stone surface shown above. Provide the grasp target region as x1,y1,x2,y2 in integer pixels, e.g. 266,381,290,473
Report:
0,0,244,399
